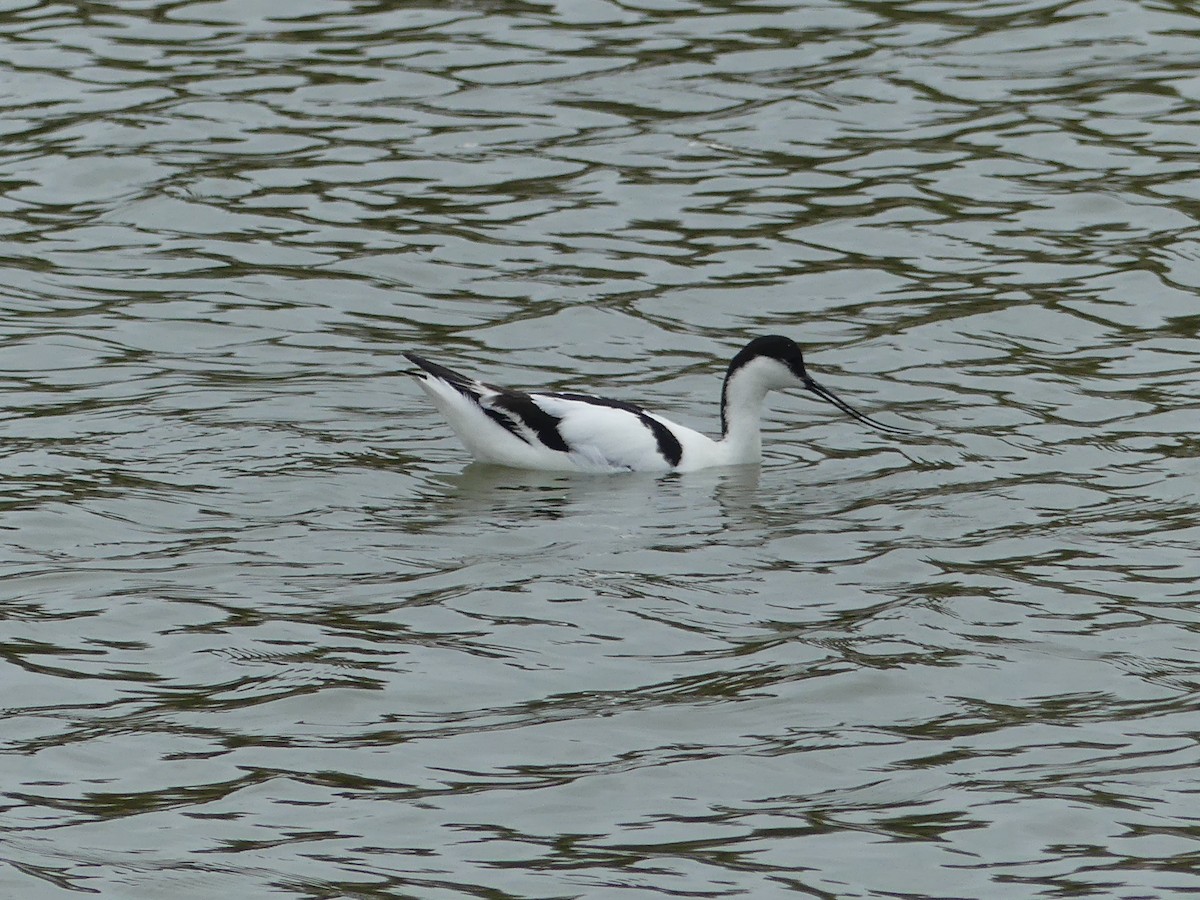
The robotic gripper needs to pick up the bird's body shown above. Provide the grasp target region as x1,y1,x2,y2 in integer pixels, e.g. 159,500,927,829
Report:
406,336,906,473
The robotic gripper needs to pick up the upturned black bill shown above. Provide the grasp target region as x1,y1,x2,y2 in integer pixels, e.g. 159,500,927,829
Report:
805,377,910,434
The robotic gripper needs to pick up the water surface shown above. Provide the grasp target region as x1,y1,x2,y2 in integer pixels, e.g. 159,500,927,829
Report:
3,0,1200,897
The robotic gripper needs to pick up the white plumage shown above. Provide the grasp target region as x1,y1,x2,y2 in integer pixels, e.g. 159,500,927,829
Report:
407,335,907,473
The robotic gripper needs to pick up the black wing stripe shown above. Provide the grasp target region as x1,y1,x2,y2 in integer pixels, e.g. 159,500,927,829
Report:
549,392,683,468
492,393,570,452
406,352,570,452
646,418,683,468
482,407,522,438
407,354,684,467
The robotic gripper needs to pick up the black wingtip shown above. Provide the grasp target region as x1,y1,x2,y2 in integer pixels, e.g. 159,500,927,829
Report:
403,351,433,372
405,352,472,387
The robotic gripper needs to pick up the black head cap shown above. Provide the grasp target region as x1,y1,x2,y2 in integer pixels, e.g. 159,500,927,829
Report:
726,335,807,380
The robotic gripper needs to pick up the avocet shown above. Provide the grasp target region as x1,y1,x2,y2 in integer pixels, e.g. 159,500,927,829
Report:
407,335,907,473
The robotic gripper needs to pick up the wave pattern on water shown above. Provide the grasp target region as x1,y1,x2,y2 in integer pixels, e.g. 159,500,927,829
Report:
2,0,1200,897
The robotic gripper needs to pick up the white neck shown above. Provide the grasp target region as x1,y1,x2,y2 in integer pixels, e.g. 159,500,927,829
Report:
718,359,781,464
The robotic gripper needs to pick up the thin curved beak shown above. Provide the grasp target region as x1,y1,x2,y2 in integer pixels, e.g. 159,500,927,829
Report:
804,376,911,434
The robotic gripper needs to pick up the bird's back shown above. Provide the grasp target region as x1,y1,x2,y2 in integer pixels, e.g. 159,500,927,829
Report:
408,353,713,472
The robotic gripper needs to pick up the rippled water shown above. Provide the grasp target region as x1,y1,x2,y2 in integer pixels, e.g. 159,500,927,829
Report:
3,0,1200,897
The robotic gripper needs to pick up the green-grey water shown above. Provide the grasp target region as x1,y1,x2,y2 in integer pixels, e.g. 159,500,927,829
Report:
3,1,1199,897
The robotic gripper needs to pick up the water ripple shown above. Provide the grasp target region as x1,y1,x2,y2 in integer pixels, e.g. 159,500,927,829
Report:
3,0,1200,897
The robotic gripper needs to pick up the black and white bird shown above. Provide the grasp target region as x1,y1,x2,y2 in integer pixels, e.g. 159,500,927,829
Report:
406,335,908,473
